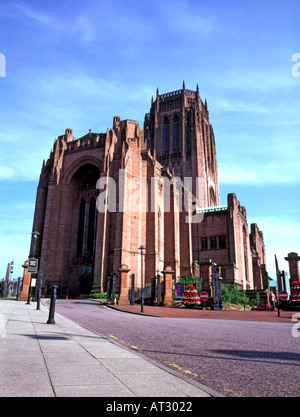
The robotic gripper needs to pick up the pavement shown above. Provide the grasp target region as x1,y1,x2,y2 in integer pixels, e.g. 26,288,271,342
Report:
0,299,220,398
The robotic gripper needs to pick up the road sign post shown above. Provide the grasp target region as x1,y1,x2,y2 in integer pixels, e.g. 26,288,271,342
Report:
279,290,288,301
278,290,288,317
28,258,38,273
26,258,39,305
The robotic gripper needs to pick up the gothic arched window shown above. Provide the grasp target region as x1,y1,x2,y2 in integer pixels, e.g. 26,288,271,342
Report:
87,198,96,254
173,114,180,149
76,200,86,258
209,187,217,207
163,116,169,151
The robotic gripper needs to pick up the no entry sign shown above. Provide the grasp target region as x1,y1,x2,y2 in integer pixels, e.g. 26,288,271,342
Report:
279,290,288,301
200,291,209,301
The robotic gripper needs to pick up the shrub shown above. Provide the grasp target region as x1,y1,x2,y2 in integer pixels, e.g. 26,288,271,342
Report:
91,292,107,300
254,292,260,307
221,283,249,306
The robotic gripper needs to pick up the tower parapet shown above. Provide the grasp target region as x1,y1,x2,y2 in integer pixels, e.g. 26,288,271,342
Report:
144,84,220,208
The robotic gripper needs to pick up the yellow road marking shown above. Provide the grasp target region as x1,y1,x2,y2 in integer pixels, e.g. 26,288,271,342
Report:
130,345,142,350
108,334,119,340
108,334,143,351
223,388,244,397
165,361,198,378
165,361,243,397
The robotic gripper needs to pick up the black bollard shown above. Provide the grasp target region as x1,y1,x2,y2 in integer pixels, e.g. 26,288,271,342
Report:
47,285,58,324
111,273,116,305
130,274,135,305
156,275,161,306
36,271,43,310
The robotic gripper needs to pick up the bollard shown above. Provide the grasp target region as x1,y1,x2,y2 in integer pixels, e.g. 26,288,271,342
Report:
130,274,135,305
36,271,43,310
156,275,161,306
111,273,116,305
47,285,58,324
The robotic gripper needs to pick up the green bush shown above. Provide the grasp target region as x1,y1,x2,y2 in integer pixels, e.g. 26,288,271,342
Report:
179,276,202,294
92,292,120,301
91,292,107,300
254,291,260,307
221,283,249,306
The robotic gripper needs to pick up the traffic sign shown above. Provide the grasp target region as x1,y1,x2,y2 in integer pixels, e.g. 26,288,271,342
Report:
279,290,288,301
200,291,209,301
28,258,38,273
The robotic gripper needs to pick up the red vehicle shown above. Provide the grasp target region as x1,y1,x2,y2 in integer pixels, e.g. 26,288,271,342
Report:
251,304,277,311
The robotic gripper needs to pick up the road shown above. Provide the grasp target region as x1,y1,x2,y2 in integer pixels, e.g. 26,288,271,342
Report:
54,300,300,397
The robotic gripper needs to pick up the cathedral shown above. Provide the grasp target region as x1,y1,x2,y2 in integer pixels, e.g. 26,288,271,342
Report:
29,83,269,299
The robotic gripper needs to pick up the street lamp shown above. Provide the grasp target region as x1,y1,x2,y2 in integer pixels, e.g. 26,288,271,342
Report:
138,245,145,312
9,261,14,296
32,231,40,258
27,231,40,305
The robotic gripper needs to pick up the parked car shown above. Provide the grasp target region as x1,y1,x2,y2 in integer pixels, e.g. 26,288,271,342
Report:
251,304,277,311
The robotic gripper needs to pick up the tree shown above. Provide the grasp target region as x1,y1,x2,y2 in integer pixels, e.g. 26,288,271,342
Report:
221,283,249,306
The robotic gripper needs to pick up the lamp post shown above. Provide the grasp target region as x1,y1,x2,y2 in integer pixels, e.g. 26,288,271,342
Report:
9,261,14,296
27,231,40,305
32,231,40,258
138,245,145,312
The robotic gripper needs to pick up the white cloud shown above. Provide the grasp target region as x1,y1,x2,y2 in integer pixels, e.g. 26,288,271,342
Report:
7,1,64,30
0,74,155,182
0,166,16,181
218,161,300,185
157,0,218,36
76,16,96,44
0,201,34,279
212,96,268,114
209,69,297,93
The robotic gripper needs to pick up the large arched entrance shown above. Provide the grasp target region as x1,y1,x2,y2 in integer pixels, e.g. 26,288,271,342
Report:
64,162,101,296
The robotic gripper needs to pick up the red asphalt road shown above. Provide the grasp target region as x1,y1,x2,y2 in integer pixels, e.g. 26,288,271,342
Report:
108,303,295,322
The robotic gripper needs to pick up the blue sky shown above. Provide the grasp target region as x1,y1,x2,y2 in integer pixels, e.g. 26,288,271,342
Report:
0,0,299,284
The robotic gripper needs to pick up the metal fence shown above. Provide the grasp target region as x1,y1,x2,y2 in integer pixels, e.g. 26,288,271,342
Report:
128,276,164,305
178,276,202,296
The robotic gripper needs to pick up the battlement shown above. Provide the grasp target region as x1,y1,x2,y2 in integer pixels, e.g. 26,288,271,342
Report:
66,132,106,153
155,84,208,116
160,89,184,100
159,88,198,101
57,129,107,154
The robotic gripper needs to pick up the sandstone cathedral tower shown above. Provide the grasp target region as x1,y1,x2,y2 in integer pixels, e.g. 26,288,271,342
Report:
29,83,269,298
